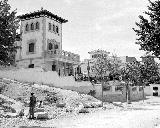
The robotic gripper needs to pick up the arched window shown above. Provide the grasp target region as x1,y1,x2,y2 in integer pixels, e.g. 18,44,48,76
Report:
29,43,35,52
31,23,34,30
25,24,29,31
35,22,39,30
54,44,58,49
48,43,53,50
56,26,59,34
53,24,55,32
49,23,51,30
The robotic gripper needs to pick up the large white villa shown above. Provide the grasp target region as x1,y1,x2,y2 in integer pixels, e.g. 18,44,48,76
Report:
15,9,80,76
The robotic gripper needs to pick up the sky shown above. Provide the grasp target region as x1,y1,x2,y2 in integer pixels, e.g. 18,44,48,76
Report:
9,0,150,61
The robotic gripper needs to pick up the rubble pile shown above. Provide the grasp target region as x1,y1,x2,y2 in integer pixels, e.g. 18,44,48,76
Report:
0,77,124,128
0,78,102,114
32,84,102,111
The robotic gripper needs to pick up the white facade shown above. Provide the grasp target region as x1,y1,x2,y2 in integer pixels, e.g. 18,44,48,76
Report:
147,84,160,96
16,9,80,76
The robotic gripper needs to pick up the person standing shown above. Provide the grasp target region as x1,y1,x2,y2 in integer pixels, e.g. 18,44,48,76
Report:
29,93,36,119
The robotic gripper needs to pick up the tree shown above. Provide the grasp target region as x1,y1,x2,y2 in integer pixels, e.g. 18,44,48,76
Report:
120,61,142,103
120,54,160,103
141,54,160,84
133,0,160,58
109,54,122,80
91,51,122,106
91,52,112,106
0,0,19,66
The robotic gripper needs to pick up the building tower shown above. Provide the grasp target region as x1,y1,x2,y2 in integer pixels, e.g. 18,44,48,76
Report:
16,9,80,76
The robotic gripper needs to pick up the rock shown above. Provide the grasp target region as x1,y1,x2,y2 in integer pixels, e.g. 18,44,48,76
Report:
4,112,18,118
36,112,49,119
82,102,92,108
11,102,23,113
82,101,102,108
3,104,16,113
56,103,66,108
91,101,102,108
78,108,89,113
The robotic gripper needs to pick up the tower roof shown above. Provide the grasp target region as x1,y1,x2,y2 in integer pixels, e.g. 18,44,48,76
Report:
17,9,68,23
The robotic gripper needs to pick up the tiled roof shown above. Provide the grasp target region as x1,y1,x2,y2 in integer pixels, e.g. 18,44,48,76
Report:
17,9,68,23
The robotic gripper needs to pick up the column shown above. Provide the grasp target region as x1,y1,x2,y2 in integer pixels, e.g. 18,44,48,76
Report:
64,62,66,76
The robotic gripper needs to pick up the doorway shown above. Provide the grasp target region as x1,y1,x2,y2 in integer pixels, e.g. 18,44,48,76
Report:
52,64,56,71
153,87,158,96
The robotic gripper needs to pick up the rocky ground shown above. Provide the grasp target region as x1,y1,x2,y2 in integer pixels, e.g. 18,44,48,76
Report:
2,96,160,128
2,78,160,128
0,78,103,128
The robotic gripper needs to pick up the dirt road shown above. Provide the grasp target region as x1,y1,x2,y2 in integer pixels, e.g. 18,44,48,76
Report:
45,96,160,128
2,96,160,128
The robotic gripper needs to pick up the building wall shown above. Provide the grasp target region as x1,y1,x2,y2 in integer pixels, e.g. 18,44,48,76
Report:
17,60,30,68
16,58,44,68
32,59,45,68
15,41,21,61
45,17,62,51
144,86,152,96
20,17,44,59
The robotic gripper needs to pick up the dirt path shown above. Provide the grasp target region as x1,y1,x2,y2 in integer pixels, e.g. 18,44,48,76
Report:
2,96,160,128
46,97,160,128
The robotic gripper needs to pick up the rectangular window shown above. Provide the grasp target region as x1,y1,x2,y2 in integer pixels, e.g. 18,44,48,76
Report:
29,43,35,53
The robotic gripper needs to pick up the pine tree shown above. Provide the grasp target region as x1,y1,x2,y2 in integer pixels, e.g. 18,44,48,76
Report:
133,0,160,58
0,0,19,66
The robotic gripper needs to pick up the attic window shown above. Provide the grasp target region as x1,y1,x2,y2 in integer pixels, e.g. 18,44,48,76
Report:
56,26,59,34
31,23,34,30
49,23,51,30
53,24,55,32
35,22,39,30
25,24,29,31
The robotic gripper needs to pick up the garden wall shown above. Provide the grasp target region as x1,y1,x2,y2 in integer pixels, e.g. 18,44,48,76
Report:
94,83,145,102
0,68,94,94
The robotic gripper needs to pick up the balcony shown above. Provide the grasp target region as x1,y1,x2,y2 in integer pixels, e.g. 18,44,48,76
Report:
44,50,80,64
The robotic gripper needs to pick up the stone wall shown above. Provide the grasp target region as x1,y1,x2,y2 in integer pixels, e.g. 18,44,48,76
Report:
94,84,145,102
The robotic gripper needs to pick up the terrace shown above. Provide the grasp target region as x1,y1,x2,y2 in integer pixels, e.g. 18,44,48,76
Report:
44,49,80,64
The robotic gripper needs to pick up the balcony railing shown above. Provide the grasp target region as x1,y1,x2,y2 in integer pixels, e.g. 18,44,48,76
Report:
44,50,80,63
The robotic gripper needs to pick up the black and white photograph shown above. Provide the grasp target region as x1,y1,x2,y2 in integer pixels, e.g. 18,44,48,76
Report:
1,0,160,128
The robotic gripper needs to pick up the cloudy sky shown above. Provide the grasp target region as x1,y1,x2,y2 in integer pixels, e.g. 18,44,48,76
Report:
9,0,150,61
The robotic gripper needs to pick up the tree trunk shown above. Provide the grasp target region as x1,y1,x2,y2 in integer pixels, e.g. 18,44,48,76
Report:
126,82,130,104
101,75,104,107
142,85,145,102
